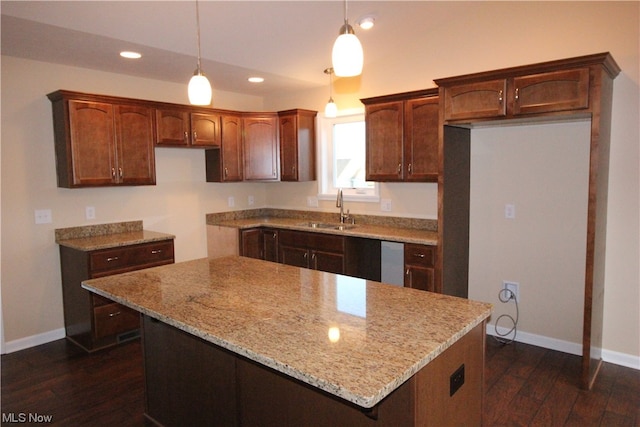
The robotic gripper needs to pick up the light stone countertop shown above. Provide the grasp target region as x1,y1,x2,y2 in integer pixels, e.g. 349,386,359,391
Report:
82,256,491,408
56,229,175,251
208,214,438,246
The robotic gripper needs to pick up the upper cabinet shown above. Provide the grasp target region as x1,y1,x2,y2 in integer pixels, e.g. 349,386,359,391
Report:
155,107,221,147
439,64,593,122
361,89,439,182
206,113,244,182
242,113,279,181
47,90,156,188
278,109,317,182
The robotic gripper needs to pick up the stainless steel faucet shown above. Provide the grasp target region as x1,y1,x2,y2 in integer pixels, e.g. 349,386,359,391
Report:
336,189,353,224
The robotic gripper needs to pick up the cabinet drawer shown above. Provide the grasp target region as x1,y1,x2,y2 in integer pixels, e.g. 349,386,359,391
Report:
93,303,140,339
404,244,435,268
90,240,174,273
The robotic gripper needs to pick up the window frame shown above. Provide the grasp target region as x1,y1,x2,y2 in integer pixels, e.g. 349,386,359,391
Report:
317,108,379,202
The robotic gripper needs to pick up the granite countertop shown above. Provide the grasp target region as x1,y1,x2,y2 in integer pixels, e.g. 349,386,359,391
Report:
206,209,438,246
55,221,175,251
82,256,491,408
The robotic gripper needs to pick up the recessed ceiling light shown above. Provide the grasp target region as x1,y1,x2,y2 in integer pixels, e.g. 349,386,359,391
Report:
358,16,375,30
248,77,264,83
120,51,142,59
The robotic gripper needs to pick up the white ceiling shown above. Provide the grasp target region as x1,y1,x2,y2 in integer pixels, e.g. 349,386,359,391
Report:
1,1,446,96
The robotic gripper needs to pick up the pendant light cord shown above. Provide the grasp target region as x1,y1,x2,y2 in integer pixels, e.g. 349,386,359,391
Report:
195,0,203,72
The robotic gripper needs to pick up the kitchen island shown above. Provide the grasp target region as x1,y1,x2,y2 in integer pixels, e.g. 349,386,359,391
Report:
82,256,491,426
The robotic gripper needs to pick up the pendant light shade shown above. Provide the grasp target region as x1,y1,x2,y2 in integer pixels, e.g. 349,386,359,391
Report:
324,67,338,118
332,0,363,77
188,0,212,105
189,71,212,106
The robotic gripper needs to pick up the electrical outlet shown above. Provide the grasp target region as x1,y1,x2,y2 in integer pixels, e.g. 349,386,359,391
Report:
85,206,96,220
228,196,235,207
381,199,392,212
505,203,516,219
307,196,318,208
503,281,520,302
34,209,52,224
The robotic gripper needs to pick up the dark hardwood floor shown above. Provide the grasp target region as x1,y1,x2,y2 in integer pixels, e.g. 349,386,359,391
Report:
2,337,638,426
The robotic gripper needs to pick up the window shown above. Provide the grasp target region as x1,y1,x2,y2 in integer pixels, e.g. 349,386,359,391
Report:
318,109,378,201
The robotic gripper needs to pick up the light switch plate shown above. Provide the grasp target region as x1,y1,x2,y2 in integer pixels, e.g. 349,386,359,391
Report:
381,199,392,212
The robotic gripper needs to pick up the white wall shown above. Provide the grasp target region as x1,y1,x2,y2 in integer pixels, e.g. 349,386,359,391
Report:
1,1,638,365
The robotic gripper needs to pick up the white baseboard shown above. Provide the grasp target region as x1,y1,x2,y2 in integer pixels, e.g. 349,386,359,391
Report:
2,328,66,354
487,324,640,370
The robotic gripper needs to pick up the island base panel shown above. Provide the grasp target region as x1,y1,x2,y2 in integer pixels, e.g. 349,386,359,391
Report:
142,314,484,427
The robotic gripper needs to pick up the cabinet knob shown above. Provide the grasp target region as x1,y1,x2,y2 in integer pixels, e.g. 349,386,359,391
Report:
184,131,189,142
193,131,198,141
515,88,520,102
498,89,503,104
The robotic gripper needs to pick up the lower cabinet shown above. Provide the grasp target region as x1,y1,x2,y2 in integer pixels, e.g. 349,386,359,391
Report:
240,228,279,262
404,243,436,292
279,230,345,275
59,239,174,352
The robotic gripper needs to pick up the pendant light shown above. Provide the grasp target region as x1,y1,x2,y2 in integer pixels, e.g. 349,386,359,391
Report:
331,0,363,77
188,0,212,105
324,68,337,118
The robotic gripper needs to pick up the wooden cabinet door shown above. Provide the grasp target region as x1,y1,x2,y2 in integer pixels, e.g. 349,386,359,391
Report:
240,229,263,260
404,97,439,181
279,110,316,182
262,229,279,262
443,79,508,121
279,246,309,269
220,114,243,181
511,68,590,116
155,108,190,146
243,115,279,181
404,266,435,292
114,104,156,185
279,113,299,181
68,100,116,186
311,250,344,275
365,101,404,181
191,112,221,147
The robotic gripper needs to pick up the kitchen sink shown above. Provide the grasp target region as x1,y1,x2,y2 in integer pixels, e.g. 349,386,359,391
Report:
299,222,356,231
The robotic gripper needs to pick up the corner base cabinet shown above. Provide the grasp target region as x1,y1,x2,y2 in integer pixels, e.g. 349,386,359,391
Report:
59,239,174,352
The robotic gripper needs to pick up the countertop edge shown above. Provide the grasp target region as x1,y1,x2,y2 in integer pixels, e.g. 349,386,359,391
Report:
57,230,175,251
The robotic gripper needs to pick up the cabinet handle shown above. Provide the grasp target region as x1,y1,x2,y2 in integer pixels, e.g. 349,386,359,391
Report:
109,311,121,317
193,131,198,141
408,163,412,174
111,168,116,179
184,131,189,142
412,253,426,258
498,90,503,104
304,252,308,259
106,256,119,262
514,88,519,102
118,167,123,178
397,163,402,174
292,166,296,175
151,249,162,254
224,167,228,178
